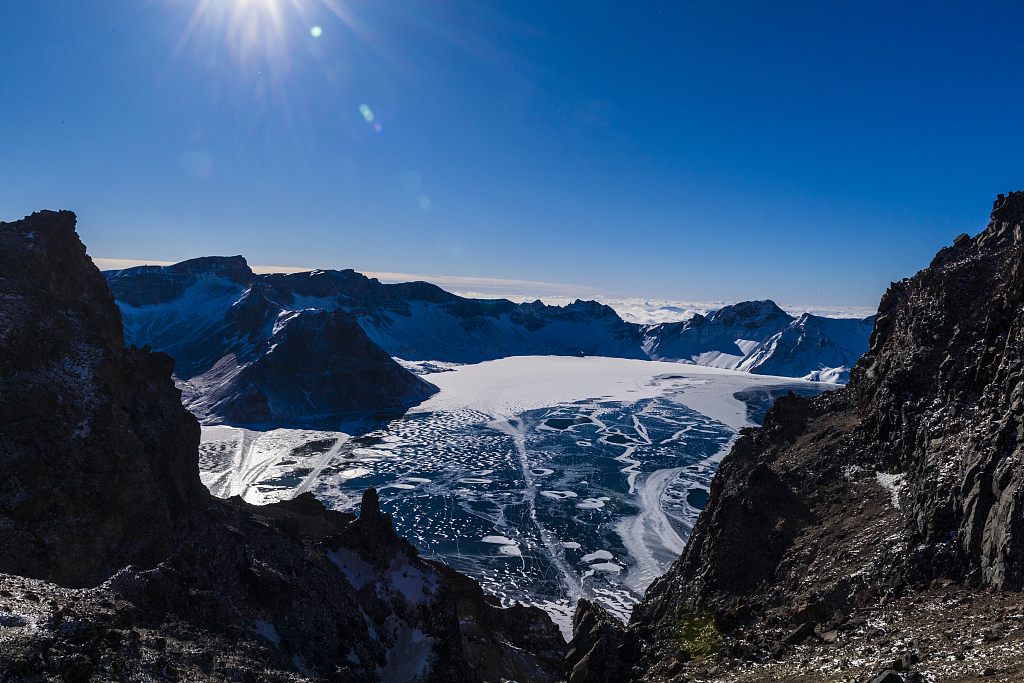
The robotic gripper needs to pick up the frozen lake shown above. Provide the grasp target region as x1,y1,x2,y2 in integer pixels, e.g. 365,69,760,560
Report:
197,356,831,636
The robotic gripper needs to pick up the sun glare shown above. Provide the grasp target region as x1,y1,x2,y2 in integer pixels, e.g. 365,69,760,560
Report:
174,0,345,75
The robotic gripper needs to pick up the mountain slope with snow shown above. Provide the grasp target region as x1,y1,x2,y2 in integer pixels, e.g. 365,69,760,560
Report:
106,259,438,424
642,301,874,383
104,259,875,424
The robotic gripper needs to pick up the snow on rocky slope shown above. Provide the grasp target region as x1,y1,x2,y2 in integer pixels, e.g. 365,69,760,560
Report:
106,259,438,424
104,259,874,424
642,301,874,383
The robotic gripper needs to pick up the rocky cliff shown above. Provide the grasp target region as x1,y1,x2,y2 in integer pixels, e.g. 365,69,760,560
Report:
653,191,1024,610
0,211,207,587
563,194,1024,682
0,212,565,683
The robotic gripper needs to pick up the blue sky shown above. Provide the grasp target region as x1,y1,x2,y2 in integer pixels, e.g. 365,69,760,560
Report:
2,1,1023,308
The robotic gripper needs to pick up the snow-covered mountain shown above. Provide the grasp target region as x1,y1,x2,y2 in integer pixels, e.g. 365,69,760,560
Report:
642,300,874,383
104,257,875,424
256,269,647,361
105,258,438,424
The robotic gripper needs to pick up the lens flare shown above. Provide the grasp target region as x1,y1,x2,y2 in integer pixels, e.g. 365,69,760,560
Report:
310,26,322,37
359,104,374,122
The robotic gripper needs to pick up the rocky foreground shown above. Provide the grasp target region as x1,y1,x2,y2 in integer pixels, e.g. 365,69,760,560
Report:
0,488,566,683
0,211,564,683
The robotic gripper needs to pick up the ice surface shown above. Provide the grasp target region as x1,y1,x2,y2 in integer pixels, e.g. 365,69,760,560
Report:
197,356,833,634
582,550,614,562
414,356,781,430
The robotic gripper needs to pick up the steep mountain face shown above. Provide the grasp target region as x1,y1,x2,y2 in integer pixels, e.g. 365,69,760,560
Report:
107,261,439,424
360,296,646,362
0,211,565,682
259,268,644,361
0,211,208,587
563,193,1024,680
183,307,438,424
262,267,645,361
642,301,874,383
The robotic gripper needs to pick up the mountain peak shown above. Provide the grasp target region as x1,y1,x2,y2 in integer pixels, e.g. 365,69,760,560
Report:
986,190,1024,240
708,299,789,328
105,255,256,307
166,255,254,285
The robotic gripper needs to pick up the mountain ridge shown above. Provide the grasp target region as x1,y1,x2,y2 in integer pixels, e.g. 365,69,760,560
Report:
104,260,873,424
107,261,439,425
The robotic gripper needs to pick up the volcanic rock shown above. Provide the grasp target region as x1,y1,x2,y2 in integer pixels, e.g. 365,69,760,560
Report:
0,211,207,587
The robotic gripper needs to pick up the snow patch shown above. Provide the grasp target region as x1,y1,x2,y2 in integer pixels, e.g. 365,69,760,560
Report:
328,549,374,590
842,464,865,481
251,620,281,645
876,472,906,510
481,535,514,545
540,490,578,500
389,563,432,604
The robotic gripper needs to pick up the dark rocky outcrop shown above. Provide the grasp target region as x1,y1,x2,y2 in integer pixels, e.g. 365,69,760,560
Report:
0,211,207,587
652,192,1024,613
564,599,637,683
565,193,1024,680
0,211,564,682
0,484,567,683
